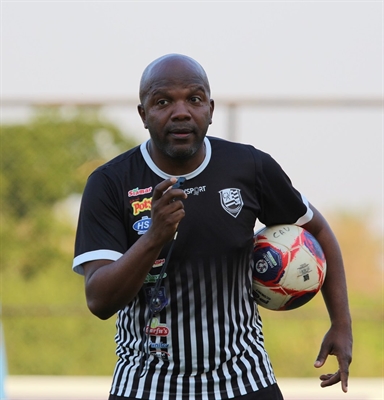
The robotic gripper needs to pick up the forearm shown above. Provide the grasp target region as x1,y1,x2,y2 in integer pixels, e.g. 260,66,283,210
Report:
303,205,351,325
84,231,165,319
315,225,351,325
82,178,187,320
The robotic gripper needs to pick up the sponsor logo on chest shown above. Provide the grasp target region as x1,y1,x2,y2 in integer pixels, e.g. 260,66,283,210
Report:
132,216,151,235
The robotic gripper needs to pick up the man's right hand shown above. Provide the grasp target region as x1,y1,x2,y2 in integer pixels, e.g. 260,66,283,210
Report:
83,177,187,320
147,177,187,245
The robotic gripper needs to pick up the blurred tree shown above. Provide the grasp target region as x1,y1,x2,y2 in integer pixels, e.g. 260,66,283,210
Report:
0,108,137,279
328,210,383,297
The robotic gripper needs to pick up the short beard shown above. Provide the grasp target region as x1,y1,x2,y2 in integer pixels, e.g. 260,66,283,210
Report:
151,137,204,160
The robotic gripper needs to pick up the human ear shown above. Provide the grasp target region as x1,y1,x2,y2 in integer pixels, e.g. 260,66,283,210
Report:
137,104,148,129
209,99,215,124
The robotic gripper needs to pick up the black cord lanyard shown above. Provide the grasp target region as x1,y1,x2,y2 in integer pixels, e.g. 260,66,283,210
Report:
138,177,186,378
138,231,178,378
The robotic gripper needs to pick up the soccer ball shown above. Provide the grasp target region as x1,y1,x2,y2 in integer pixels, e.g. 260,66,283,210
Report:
252,224,326,311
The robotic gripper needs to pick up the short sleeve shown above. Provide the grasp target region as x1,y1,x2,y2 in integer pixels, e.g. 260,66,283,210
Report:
72,170,128,275
255,152,313,227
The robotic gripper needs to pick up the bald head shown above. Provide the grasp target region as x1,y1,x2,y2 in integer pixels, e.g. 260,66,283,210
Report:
139,54,211,104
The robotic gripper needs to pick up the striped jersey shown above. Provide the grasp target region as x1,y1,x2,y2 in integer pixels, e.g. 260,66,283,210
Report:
73,137,313,399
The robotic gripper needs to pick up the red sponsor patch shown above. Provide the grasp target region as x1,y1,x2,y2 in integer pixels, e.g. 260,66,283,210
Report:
145,325,169,337
128,186,153,197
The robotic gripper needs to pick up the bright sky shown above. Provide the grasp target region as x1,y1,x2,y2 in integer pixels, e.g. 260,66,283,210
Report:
1,1,383,219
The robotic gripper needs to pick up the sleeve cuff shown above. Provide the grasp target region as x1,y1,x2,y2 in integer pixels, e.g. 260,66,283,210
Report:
294,195,314,226
72,249,123,275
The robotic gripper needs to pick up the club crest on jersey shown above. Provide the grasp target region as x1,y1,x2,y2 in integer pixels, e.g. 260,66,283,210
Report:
219,188,243,218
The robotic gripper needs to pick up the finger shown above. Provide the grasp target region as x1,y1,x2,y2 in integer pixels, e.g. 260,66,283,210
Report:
165,186,188,203
341,379,348,393
152,178,177,201
319,371,340,388
339,366,349,393
166,198,186,215
314,353,328,368
336,346,351,393
319,373,336,381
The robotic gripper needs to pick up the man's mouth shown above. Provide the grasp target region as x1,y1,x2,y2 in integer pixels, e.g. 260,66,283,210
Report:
168,128,193,138
169,128,193,133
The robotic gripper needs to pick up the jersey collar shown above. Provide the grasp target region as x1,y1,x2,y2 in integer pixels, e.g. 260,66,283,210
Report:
140,137,212,180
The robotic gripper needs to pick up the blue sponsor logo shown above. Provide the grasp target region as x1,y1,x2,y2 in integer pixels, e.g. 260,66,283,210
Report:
149,342,169,349
133,216,151,235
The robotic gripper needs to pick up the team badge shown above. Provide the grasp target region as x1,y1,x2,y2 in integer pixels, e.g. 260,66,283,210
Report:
219,188,243,218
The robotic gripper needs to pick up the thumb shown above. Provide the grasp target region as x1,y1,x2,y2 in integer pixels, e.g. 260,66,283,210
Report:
314,352,328,368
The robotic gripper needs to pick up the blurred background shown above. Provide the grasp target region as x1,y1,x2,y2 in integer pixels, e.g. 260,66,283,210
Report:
1,1,383,399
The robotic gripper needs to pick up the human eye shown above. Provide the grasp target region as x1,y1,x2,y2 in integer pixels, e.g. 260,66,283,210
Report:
157,99,169,106
190,96,202,103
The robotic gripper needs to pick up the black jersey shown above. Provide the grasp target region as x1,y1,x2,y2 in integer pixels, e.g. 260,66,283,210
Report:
73,137,313,400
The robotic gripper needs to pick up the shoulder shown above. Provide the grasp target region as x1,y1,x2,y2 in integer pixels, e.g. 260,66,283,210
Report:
207,136,273,163
93,144,141,174
86,144,142,181
82,144,143,194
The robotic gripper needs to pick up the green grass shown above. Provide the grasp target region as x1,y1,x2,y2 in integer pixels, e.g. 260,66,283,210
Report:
2,212,383,376
260,293,383,378
2,289,382,376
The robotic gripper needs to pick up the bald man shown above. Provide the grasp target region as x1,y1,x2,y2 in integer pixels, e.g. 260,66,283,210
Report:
73,54,352,400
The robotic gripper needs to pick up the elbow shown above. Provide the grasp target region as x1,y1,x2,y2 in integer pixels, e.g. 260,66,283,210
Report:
83,260,119,319
86,298,116,320
99,314,114,320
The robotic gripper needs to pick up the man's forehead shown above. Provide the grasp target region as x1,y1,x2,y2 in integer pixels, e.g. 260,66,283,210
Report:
148,80,209,95
149,63,206,84
148,55,203,74
139,54,211,102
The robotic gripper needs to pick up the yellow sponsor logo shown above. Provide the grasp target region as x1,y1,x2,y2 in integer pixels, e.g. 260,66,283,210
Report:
131,197,152,216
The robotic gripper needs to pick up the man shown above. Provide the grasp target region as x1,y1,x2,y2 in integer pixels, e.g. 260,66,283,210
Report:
73,54,352,400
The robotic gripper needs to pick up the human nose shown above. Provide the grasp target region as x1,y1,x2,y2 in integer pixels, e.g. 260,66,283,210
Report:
171,101,191,120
